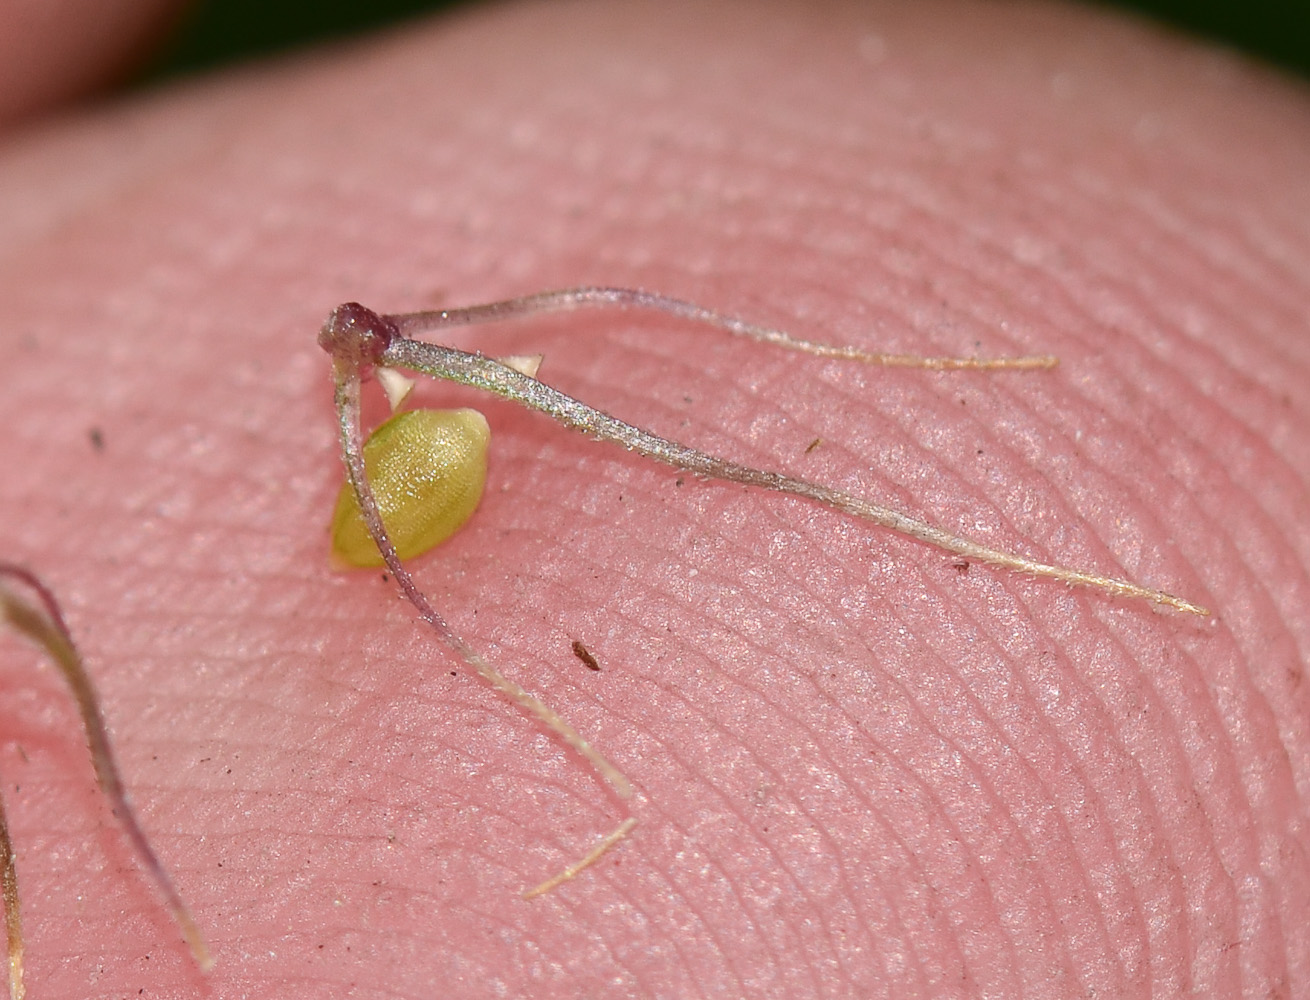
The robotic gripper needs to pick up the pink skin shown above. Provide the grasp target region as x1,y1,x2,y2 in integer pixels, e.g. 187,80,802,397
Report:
0,1,1307,997
0,0,189,128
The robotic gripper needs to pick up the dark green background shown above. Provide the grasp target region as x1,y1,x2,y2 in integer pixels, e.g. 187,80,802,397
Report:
148,0,1310,82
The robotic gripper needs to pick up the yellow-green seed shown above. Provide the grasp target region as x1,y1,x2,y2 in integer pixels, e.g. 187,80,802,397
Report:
331,408,490,567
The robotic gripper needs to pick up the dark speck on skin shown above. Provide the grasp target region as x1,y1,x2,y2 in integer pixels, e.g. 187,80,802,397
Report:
572,640,601,671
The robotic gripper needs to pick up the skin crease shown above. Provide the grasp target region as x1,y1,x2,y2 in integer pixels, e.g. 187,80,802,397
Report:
0,0,1308,997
